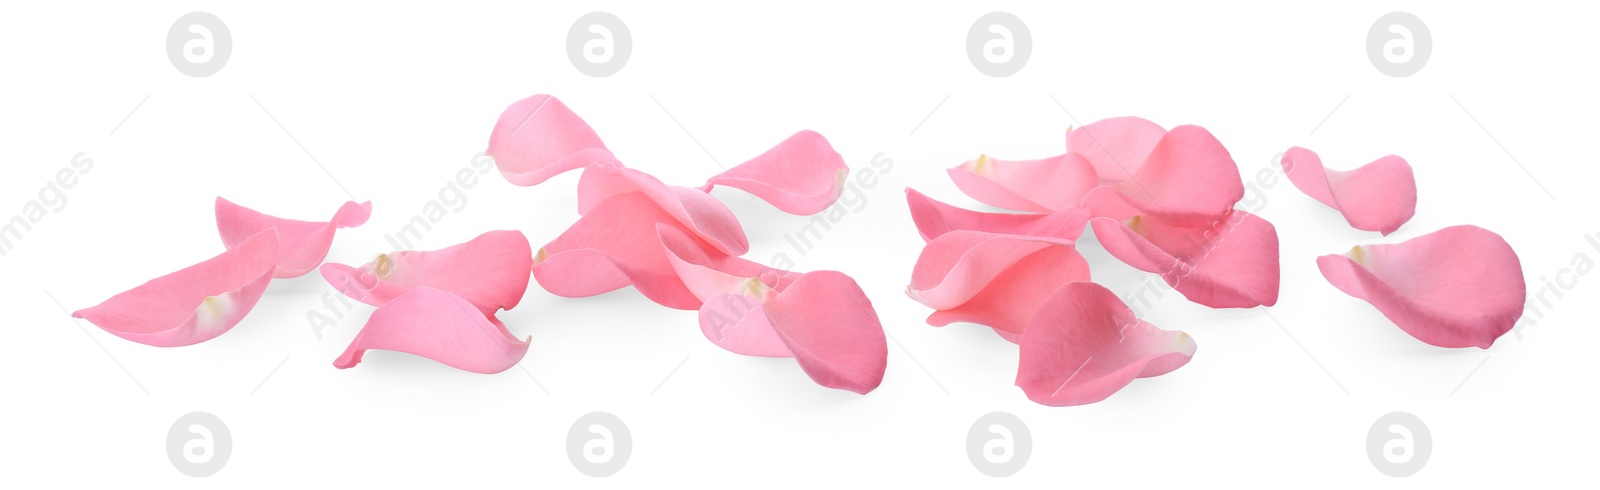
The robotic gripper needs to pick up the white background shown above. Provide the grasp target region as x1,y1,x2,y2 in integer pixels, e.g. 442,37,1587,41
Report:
2,1,1596,486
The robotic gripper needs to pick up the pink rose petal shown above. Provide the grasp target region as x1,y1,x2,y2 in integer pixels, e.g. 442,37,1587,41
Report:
1281,146,1417,235
947,153,1099,213
533,192,705,310
905,188,1088,242
486,94,618,186
1065,116,1167,184
578,162,748,255
1090,210,1280,308
1317,225,1525,348
318,230,532,319
762,270,888,394
1081,125,1245,227
73,229,279,347
1016,282,1196,406
334,287,529,374
698,130,849,215
215,197,371,278
908,230,1089,335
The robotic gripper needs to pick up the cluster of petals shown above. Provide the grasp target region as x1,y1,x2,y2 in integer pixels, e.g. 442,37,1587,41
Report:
487,94,887,392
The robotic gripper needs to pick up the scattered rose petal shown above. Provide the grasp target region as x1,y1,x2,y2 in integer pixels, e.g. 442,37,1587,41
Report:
947,153,1098,213
1081,125,1245,227
1016,282,1197,406
318,230,532,320
73,229,279,347
1281,146,1417,235
905,188,1088,242
533,192,707,309
486,94,617,186
1090,210,1280,308
578,162,748,255
334,287,529,374
908,230,1090,335
1317,225,1525,349
215,197,371,278
698,130,849,215
1065,116,1167,184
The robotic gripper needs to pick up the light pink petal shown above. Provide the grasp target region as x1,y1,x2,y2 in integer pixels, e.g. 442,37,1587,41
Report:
1081,125,1245,227
1090,211,1280,308
908,231,1075,310
1317,225,1525,348
1281,146,1417,235
699,292,792,357
216,197,370,278
763,271,888,394
947,153,1099,213
1016,282,1197,406
334,287,529,374
657,224,794,302
577,163,748,255
532,192,703,310
73,230,279,347
905,188,1089,242
923,241,1091,336
485,94,618,186
318,230,532,319
698,130,848,215
1065,116,1167,184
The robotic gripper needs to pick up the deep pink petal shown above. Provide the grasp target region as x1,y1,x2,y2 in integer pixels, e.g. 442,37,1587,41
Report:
1065,116,1167,184
577,163,748,255
947,153,1099,213
334,287,529,374
1317,225,1525,348
1281,147,1417,235
73,230,279,347
216,197,370,278
1090,211,1280,308
1081,125,1244,227
905,188,1088,242
763,271,888,394
485,94,618,186
698,130,848,215
908,231,1076,310
318,230,532,318
532,192,703,309
1016,282,1197,406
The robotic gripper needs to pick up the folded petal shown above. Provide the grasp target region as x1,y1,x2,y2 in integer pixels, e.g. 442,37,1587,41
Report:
657,224,793,303
1065,116,1167,184
486,94,618,186
318,230,532,319
577,163,748,255
215,197,371,278
698,130,848,215
762,270,888,394
947,153,1098,213
1281,146,1417,235
1016,282,1197,406
1090,210,1280,308
908,231,1089,334
334,287,529,374
532,192,703,309
73,229,279,347
905,188,1088,242
1317,225,1525,348
1081,125,1244,227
